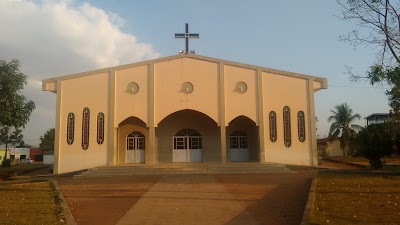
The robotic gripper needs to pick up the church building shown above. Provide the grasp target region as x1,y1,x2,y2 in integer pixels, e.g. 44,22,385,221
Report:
42,53,327,174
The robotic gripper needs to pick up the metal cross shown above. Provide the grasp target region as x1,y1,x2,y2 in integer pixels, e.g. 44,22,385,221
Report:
175,23,199,53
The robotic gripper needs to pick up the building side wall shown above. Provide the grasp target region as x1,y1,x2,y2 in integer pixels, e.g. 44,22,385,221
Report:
153,58,219,126
262,72,311,165
224,65,258,125
57,73,109,173
115,66,149,126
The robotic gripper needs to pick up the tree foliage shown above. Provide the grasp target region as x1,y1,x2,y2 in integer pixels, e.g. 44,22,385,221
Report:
352,125,394,170
337,0,400,116
328,103,362,156
0,59,35,160
39,128,55,153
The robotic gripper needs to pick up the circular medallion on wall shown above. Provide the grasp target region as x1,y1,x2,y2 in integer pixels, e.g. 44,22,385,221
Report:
127,82,139,94
235,81,247,94
181,82,194,94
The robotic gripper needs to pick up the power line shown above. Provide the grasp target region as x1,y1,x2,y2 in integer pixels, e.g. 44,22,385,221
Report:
328,84,390,89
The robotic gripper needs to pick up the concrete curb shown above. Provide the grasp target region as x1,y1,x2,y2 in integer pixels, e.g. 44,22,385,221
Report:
52,180,77,225
300,177,317,225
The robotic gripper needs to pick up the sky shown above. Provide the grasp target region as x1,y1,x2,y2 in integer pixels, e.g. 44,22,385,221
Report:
0,0,391,146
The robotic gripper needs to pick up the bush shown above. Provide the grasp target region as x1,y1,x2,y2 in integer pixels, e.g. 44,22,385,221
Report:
0,170,15,180
1,159,11,168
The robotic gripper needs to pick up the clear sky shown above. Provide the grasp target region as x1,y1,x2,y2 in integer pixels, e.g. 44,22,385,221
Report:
0,0,390,146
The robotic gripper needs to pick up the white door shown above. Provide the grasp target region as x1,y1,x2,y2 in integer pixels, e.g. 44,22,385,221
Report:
173,129,202,162
230,131,249,162
126,132,145,163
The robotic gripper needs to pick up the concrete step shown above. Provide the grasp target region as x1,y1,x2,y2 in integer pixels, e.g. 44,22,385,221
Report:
75,163,293,178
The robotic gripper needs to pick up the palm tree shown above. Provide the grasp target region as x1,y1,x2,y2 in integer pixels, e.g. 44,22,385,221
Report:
328,103,362,156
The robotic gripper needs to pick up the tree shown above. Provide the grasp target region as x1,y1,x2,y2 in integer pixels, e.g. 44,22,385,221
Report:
352,126,394,170
337,0,400,116
39,128,55,154
328,103,362,156
0,59,35,161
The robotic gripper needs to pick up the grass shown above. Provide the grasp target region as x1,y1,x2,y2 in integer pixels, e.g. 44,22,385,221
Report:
0,181,65,225
0,163,50,176
308,173,400,225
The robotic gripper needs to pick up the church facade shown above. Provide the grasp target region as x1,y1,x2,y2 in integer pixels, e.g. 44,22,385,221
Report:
42,54,327,174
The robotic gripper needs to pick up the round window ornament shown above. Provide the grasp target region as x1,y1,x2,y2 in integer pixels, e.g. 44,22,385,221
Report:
235,81,247,94
181,82,194,94
127,82,139,94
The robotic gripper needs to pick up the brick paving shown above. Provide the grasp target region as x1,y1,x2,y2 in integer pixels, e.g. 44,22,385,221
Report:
56,172,316,225
53,161,360,225
116,175,260,225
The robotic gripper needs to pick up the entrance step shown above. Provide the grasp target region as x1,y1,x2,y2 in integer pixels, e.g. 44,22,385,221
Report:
75,162,293,178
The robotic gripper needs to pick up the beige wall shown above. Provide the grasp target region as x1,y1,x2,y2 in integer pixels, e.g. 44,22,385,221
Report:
115,66,149,126
57,73,109,173
154,58,219,126
262,72,311,165
224,66,258,125
156,110,220,163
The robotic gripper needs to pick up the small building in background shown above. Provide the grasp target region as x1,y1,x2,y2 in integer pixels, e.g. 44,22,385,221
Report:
317,138,343,157
364,113,389,126
0,149,6,161
9,147,30,163
29,148,44,162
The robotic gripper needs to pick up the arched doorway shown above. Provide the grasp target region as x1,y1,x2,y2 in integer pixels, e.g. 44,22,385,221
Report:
227,116,259,162
229,130,249,161
126,131,145,163
173,128,202,162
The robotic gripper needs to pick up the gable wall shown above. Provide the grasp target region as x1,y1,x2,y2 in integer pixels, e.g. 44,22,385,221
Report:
153,58,219,126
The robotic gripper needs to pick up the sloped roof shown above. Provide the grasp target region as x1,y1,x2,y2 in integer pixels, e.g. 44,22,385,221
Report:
42,54,328,90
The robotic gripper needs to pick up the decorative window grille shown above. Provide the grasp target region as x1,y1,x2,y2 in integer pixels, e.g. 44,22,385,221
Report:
127,132,145,150
269,111,277,142
173,129,202,150
97,112,105,144
297,111,306,142
230,130,248,149
283,106,291,147
67,113,75,145
81,107,90,150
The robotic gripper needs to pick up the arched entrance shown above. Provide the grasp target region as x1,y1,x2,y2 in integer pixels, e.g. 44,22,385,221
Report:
229,130,249,161
227,116,259,162
126,131,145,163
118,116,148,164
156,109,219,163
173,128,202,162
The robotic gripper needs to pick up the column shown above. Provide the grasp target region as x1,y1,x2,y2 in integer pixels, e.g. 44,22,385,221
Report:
257,69,266,162
219,62,227,162
148,64,156,164
307,79,318,167
107,70,118,165
53,80,62,174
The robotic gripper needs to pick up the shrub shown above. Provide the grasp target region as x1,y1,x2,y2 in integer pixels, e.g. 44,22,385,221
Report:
0,170,15,180
1,159,11,168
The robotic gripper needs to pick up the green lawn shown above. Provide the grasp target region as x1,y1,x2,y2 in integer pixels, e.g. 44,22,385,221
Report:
309,173,400,225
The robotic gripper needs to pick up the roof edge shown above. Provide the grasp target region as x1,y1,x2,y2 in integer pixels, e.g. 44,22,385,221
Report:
42,54,327,86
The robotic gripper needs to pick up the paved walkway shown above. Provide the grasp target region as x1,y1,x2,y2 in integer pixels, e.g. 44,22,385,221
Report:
53,160,361,225
117,175,259,225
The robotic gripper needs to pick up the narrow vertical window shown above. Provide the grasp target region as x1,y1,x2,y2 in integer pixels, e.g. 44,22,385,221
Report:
82,107,90,150
298,111,306,142
67,113,75,145
283,106,291,147
97,112,105,144
269,111,277,142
